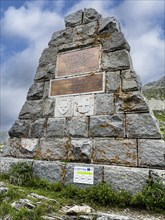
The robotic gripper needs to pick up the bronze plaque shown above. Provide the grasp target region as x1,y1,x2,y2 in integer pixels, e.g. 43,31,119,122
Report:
50,73,104,96
56,47,100,77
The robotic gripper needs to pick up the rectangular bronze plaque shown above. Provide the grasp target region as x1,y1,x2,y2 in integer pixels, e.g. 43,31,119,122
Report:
56,47,100,77
50,73,104,96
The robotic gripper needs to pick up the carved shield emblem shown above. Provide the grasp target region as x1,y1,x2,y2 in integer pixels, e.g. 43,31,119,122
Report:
58,99,70,115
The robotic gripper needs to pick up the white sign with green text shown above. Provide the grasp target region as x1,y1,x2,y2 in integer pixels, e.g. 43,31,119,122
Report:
73,166,94,184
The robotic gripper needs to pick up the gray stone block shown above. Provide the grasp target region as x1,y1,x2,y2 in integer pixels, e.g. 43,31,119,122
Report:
104,166,149,193
43,99,54,117
8,120,30,138
66,117,89,138
0,157,33,174
121,69,142,92
98,17,121,33
46,118,65,138
43,81,50,99
57,39,95,52
94,138,137,166
101,50,132,71
33,160,62,182
126,113,162,139
94,94,115,115
29,118,46,138
89,114,125,138
70,138,94,163
115,91,149,113
19,100,43,120
138,139,165,168
73,21,97,42
65,10,83,27
106,71,121,92
101,31,130,52
2,138,39,158
27,82,44,100
34,64,55,82
49,28,73,46
39,138,68,160
83,8,102,24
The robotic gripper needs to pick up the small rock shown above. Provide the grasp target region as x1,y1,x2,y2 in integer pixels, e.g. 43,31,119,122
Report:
0,187,8,194
64,205,94,215
28,193,59,203
11,199,36,210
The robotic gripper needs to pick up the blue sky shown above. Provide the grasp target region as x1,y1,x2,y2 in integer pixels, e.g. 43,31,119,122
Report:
0,0,165,131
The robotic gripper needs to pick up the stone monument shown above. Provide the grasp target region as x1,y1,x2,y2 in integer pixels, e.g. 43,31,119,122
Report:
1,8,164,192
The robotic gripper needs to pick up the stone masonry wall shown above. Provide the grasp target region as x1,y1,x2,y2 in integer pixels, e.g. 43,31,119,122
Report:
4,8,164,169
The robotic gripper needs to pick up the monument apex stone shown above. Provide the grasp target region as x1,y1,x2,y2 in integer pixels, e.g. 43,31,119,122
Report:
83,8,102,24
65,10,83,27
98,17,121,33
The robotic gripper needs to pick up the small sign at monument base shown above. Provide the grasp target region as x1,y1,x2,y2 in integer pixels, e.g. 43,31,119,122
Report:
73,166,94,184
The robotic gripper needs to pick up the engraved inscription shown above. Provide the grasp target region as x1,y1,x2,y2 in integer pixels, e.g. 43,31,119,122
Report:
56,47,100,77
50,73,103,96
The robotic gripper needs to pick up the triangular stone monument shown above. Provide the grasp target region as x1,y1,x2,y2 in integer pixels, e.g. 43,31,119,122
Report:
1,8,164,192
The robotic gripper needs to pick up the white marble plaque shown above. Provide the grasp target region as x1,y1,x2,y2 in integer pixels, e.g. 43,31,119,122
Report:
74,94,94,116
55,97,73,117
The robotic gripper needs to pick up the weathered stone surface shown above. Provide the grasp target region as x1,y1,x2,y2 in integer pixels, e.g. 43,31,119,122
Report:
49,28,73,46
64,163,103,185
58,39,95,52
55,97,74,117
7,138,39,158
11,199,36,210
39,47,57,66
94,94,115,115
33,160,61,182
106,71,121,92
39,138,68,160
66,117,88,138
46,118,65,138
126,113,162,139
90,114,125,137
70,138,94,162
104,166,149,193
121,69,142,92
0,157,33,173
83,8,102,24
115,92,149,113
43,99,54,117
138,139,165,168
65,10,83,27
73,21,97,42
101,50,132,71
98,17,121,33
101,31,130,52
19,100,43,120
8,120,30,138
43,81,50,99
29,118,46,138
27,82,44,100
74,95,94,117
35,64,55,82
94,138,137,166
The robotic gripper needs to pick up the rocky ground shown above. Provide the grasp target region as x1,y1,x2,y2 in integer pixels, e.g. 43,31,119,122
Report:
0,181,164,220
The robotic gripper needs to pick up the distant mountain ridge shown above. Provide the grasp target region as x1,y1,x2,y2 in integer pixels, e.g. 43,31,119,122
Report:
142,76,165,100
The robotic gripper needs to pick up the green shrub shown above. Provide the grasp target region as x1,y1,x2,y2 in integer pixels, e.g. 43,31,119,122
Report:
9,162,33,186
131,181,165,212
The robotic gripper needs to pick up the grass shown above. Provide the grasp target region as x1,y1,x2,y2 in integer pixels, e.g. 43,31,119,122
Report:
154,111,165,140
1,173,165,219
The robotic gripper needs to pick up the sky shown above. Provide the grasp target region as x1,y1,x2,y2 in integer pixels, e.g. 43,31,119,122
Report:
0,0,165,131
